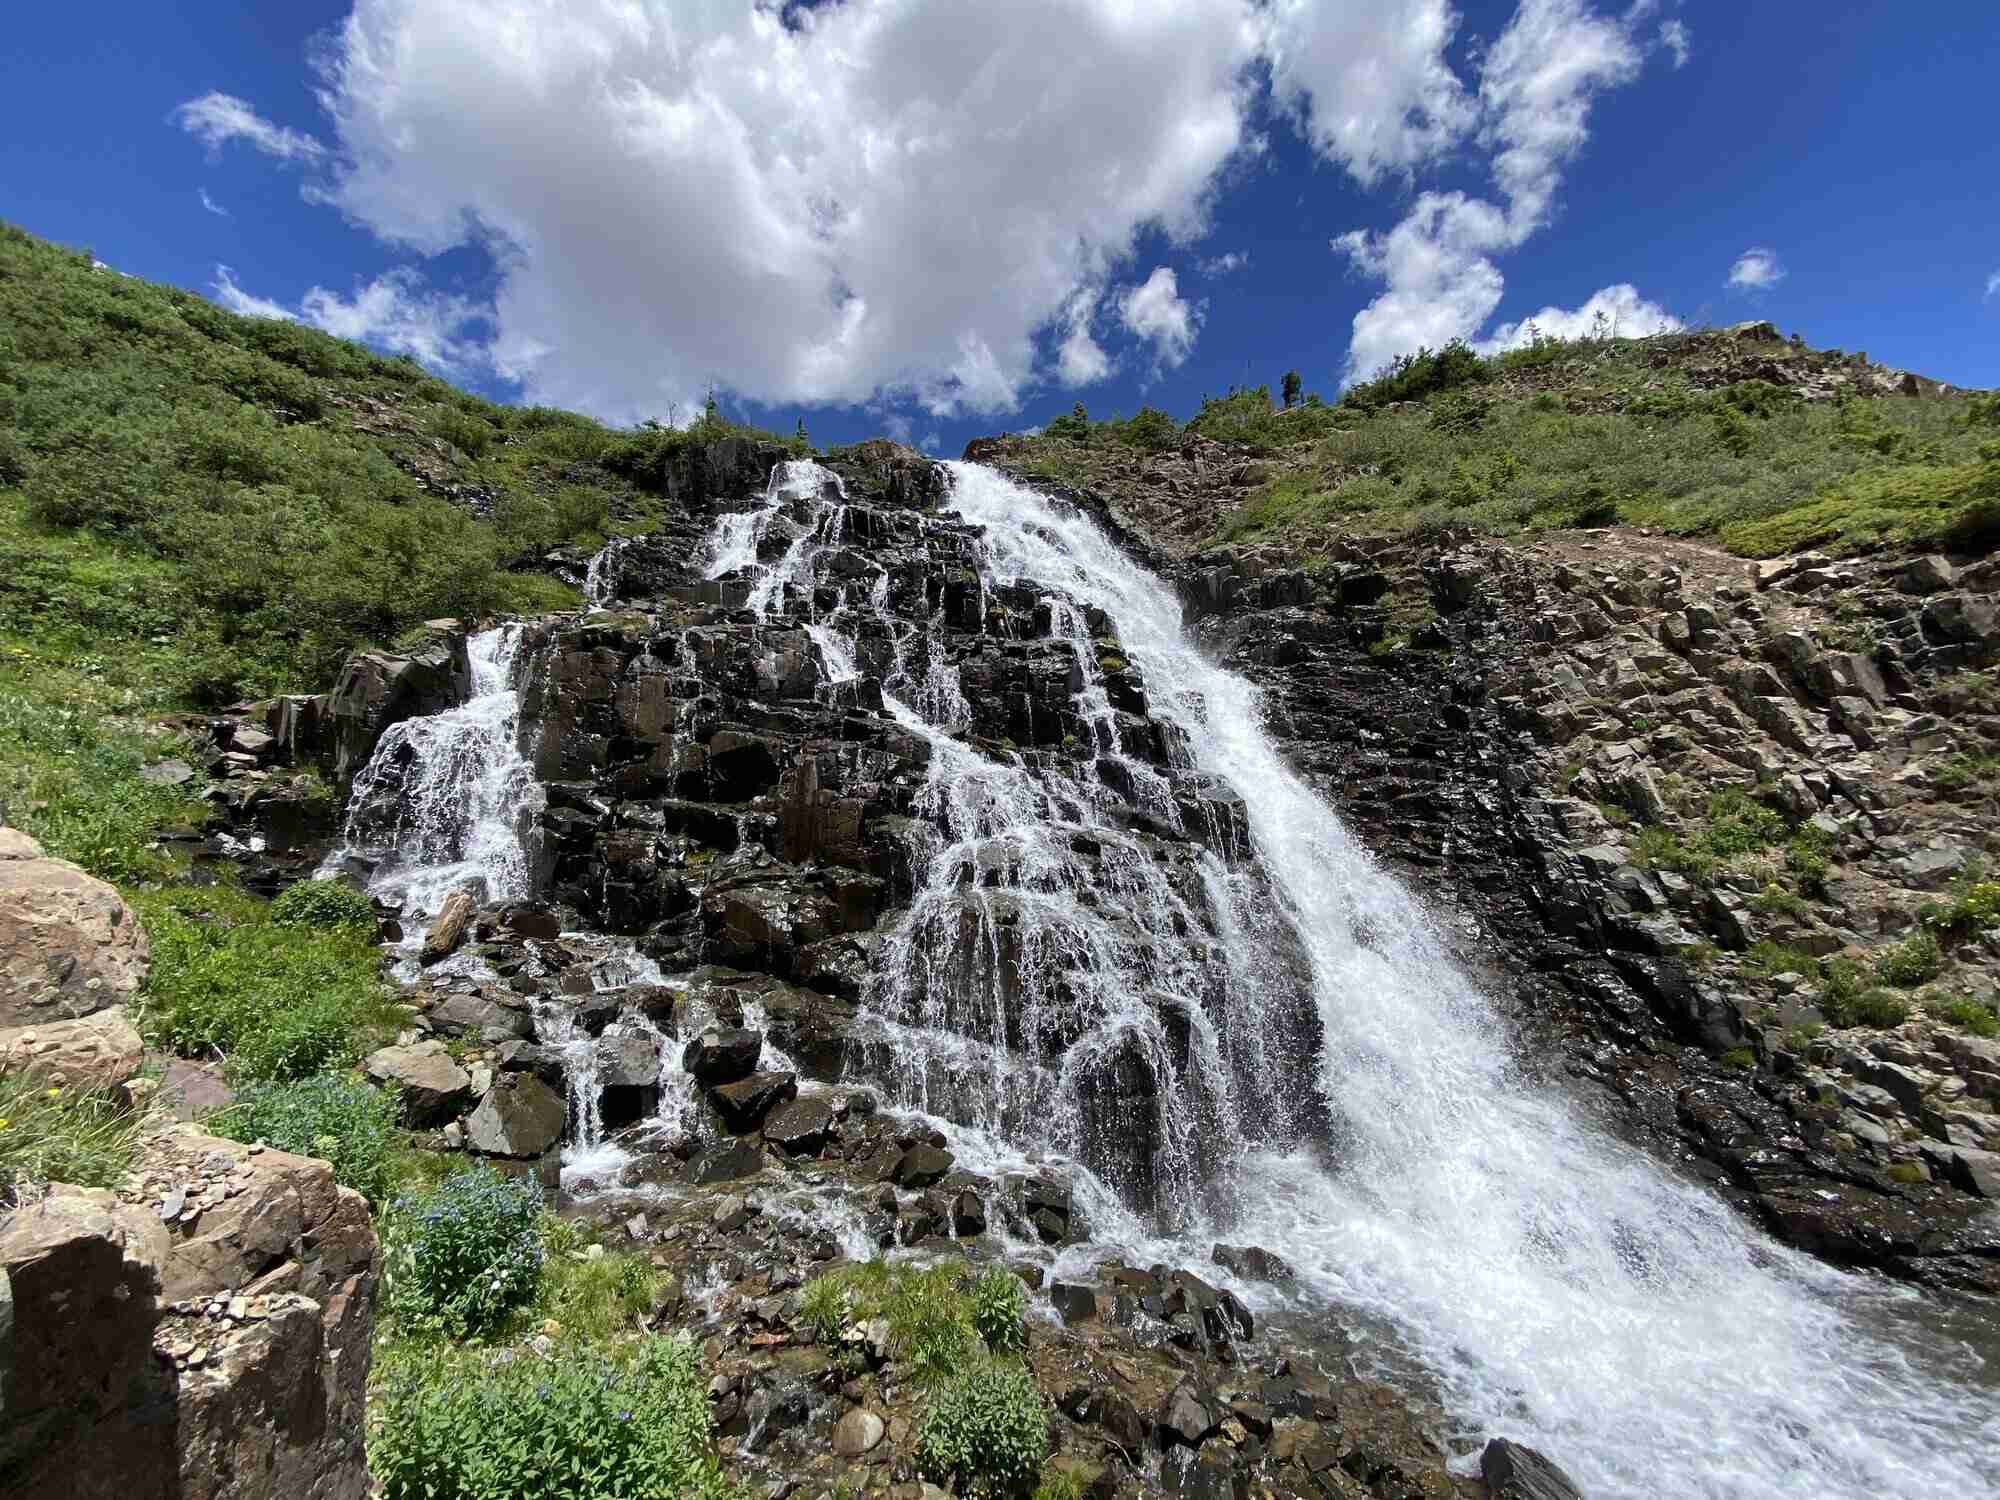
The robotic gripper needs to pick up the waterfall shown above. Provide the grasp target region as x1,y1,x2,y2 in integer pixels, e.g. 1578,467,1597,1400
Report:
331,624,543,957
934,462,1997,1500
583,535,634,606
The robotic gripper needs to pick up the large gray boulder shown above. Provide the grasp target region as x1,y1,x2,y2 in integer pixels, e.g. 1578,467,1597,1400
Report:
1482,1438,1587,1500
363,1041,473,1126
465,1073,566,1158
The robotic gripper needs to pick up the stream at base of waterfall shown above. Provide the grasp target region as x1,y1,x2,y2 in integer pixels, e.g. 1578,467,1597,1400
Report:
327,456,1997,1499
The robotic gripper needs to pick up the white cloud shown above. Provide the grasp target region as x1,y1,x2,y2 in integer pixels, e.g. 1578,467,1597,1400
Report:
310,0,1264,422
212,265,296,321
1329,0,1650,381
1478,282,1682,352
1987,269,2000,300
1198,250,1250,275
199,188,230,218
1727,246,1786,290
174,91,325,163
1119,266,1201,369
1055,287,1113,386
209,264,487,370
1259,0,1476,186
882,413,914,444
920,430,942,453
1659,19,1691,68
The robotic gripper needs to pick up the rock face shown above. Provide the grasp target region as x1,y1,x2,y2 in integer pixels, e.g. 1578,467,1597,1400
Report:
1482,1438,1586,1500
324,627,471,781
0,1005,144,1091
0,1125,376,1500
0,828,150,1028
363,1040,474,1126
465,1072,566,1157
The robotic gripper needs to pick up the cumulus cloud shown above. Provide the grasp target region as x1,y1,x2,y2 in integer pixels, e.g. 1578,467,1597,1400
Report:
1198,250,1250,275
305,0,1264,421
1331,0,1651,381
1055,287,1113,386
1260,0,1475,186
174,91,325,162
1119,267,1201,370
1478,283,1681,352
1728,247,1786,290
199,188,230,218
1659,19,1691,68
210,264,488,370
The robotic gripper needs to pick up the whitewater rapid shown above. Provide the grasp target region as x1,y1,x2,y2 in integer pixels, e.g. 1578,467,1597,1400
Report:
940,461,1998,1500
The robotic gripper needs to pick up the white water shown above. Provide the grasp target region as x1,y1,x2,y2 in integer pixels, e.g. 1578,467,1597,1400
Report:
936,461,1998,1500
331,625,543,962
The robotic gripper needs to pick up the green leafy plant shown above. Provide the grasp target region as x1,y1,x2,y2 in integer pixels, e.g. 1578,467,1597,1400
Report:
1933,995,1999,1039
1819,958,1912,1028
1876,929,1944,988
971,1265,1028,1354
384,1167,546,1339
916,1356,1050,1499
370,1334,730,1500
209,1073,399,1204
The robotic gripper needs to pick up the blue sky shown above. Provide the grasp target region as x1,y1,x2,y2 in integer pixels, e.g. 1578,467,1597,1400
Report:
3,2,1995,455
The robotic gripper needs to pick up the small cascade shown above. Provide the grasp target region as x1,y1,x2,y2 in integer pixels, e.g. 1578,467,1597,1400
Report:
583,535,635,606
330,624,544,958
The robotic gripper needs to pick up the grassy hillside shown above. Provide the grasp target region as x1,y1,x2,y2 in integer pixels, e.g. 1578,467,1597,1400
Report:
1007,331,1998,559
0,220,801,709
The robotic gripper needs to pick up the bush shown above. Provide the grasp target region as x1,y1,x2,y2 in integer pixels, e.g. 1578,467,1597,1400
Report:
1876,929,1944,988
533,1218,662,1343
1933,995,2000,1039
971,1265,1028,1354
269,876,377,933
1344,338,1488,409
209,1073,399,1204
1819,958,1913,1029
370,1335,730,1500
917,1357,1050,1498
797,1260,989,1381
385,1167,546,1338
0,1076,144,1195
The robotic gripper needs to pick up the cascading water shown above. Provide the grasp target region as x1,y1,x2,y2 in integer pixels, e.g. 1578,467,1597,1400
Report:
930,461,1997,1500
329,624,543,961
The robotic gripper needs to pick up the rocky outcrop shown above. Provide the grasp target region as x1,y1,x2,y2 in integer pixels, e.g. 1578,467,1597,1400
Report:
323,624,471,781
0,827,150,1028
0,1125,376,1500
0,1005,144,1091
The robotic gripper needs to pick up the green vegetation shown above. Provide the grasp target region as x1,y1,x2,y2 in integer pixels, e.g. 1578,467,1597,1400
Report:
1919,871,2000,936
1819,958,1913,1029
383,1167,547,1340
1875,928,1944,988
799,1259,995,1382
0,1076,146,1195
532,1217,664,1344
1932,994,2000,1038
1631,787,1800,881
916,1357,1051,1498
210,1073,400,1204
971,1264,1029,1355
370,1334,730,1500
141,883,400,1082
269,876,379,933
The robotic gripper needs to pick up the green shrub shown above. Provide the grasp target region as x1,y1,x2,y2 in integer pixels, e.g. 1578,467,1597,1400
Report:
972,1265,1028,1354
269,877,377,933
797,1260,983,1382
1784,827,1835,892
1876,929,1944,988
532,1220,662,1343
1819,959,1912,1028
1344,338,1488,409
1920,875,2000,934
370,1335,729,1500
917,1357,1050,1498
1933,995,1999,1039
1698,787,1787,859
141,887,396,1082
384,1167,546,1338
0,1076,145,1195
209,1073,399,1204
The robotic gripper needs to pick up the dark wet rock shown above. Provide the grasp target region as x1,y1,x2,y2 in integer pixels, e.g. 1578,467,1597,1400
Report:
710,1070,798,1133
1162,1446,1246,1500
683,1027,763,1085
761,1094,834,1156
1049,1282,1099,1326
1157,1379,1224,1449
892,1142,954,1188
325,629,470,781
1211,1243,1295,1285
685,1137,769,1185
1482,1438,1587,1500
949,1188,986,1236
427,992,532,1042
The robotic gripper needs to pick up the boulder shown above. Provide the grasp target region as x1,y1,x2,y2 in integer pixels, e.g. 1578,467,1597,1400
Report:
710,1070,798,1132
892,1142,954,1188
833,1407,886,1457
363,1040,473,1126
1157,1380,1223,1449
682,1026,762,1085
761,1094,835,1156
1481,1438,1586,1500
325,633,469,781
0,1006,144,1092
2,1127,377,1500
420,887,478,965
1211,1243,1295,1286
464,1073,566,1158
0,829,150,1027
